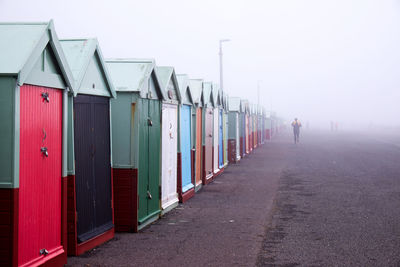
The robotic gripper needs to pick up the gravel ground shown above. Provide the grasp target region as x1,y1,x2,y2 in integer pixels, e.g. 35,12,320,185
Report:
67,131,400,267
257,131,400,267
67,139,287,267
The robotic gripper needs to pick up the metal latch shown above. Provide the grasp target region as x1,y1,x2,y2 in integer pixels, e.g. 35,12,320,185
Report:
148,118,153,126
147,191,152,199
39,248,49,255
41,147,48,157
41,92,50,103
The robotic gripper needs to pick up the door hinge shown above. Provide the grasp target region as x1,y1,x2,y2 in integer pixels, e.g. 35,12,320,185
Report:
41,92,50,103
159,185,161,199
39,248,49,256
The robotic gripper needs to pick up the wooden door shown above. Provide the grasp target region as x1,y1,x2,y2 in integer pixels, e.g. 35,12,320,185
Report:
241,114,246,155
195,108,202,186
147,100,161,218
138,100,150,222
235,114,240,158
218,110,223,168
204,108,213,179
245,115,249,153
223,112,228,165
180,105,192,192
19,85,63,266
213,108,219,173
161,104,178,209
74,95,113,243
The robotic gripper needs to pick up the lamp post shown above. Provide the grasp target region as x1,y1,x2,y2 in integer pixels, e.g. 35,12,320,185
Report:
219,39,230,92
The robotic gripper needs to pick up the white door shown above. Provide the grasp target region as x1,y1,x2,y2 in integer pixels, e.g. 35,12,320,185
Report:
235,113,240,160
161,104,178,210
213,108,219,173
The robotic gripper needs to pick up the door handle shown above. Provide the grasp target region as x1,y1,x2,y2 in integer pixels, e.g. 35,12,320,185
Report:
148,118,153,126
41,92,50,103
147,190,152,199
40,147,48,157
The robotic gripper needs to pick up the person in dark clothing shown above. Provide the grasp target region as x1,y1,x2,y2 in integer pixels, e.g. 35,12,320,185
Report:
291,118,302,144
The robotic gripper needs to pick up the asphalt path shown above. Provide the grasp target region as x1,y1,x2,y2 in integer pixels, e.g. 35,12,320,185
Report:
257,130,400,266
67,130,400,266
67,135,285,266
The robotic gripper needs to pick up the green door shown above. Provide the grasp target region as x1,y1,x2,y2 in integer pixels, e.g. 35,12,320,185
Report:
147,99,161,217
138,99,161,224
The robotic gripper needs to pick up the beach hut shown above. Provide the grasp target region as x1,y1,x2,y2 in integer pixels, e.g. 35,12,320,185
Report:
228,97,241,163
265,111,271,140
189,79,204,191
156,66,181,214
217,89,225,172
251,104,258,149
241,100,249,154
60,38,116,255
202,82,214,185
106,59,165,232
223,93,229,166
211,84,223,177
176,74,195,202
260,107,266,144
245,101,252,153
0,21,75,267
239,99,247,158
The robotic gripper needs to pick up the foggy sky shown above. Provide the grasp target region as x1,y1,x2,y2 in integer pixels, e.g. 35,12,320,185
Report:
1,0,400,128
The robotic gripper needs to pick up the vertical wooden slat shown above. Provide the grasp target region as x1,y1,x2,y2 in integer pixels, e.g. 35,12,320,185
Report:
195,108,202,186
19,85,62,266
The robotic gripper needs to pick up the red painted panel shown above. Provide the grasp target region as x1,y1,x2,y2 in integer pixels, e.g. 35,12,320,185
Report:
0,188,18,267
180,188,195,203
177,153,182,201
19,85,63,266
265,129,270,140
66,175,77,255
113,168,138,233
228,139,236,163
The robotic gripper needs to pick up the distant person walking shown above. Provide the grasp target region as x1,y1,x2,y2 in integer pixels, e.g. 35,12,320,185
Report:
291,118,302,144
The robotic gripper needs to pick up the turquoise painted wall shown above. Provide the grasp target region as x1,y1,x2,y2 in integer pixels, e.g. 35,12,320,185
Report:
0,77,18,188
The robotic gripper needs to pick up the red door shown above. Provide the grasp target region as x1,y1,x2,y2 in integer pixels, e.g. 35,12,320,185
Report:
19,85,63,266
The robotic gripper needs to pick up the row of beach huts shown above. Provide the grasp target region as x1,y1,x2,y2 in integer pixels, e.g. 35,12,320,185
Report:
0,21,283,267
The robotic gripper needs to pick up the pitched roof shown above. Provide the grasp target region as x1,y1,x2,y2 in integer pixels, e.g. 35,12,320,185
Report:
189,79,203,105
105,58,165,99
60,38,116,98
241,99,250,114
211,83,220,107
202,82,214,107
176,74,194,105
155,66,181,103
229,97,241,112
0,20,75,91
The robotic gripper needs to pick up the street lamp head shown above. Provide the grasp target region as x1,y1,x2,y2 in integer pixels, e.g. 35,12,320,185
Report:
220,39,231,43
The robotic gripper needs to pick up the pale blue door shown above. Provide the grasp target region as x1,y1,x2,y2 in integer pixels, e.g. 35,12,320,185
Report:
219,109,224,168
181,105,193,192
242,113,246,154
